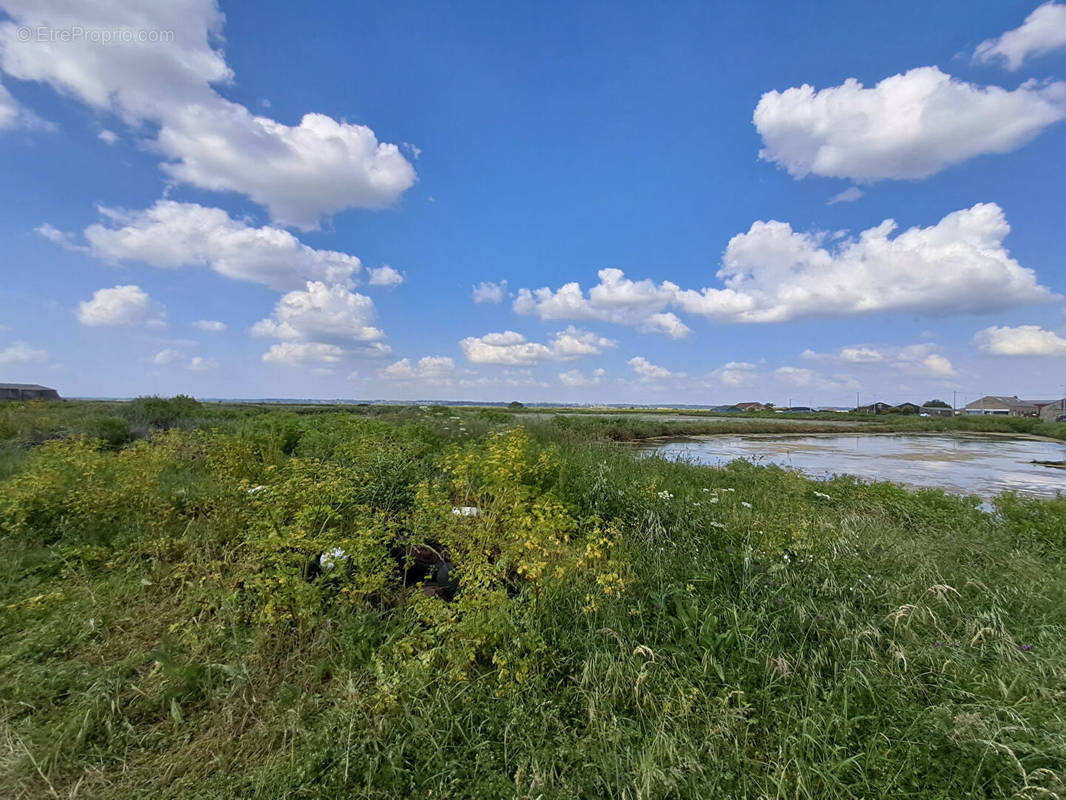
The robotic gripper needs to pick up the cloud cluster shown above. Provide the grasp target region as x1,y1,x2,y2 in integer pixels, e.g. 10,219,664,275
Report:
380,356,455,381
973,324,1066,356
74,201,363,292
514,269,690,338
801,343,956,377
77,284,164,328
193,320,226,332
754,67,1065,181
974,3,1066,70
558,367,606,387
152,348,217,371
460,327,616,365
0,0,415,229
252,281,390,363
515,204,1053,331
628,356,673,380
712,361,759,387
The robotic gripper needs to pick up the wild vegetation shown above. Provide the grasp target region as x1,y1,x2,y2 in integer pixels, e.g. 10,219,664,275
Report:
1,399,1064,798
541,408,1066,442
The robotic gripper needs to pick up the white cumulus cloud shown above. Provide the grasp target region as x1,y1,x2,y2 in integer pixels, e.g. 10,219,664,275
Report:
558,367,606,387
193,320,226,332
921,354,956,377
514,268,691,338
513,204,1053,330
802,343,956,377
252,281,386,349
0,0,415,228
0,340,47,365
828,187,863,205
472,280,508,304
680,203,1053,322
367,265,405,287
754,67,1065,181
75,201,363,291
628,356,673,380
712,361,759,387
460,327,615,365
974,324,1066,356
152,349,218,371
262,342,347,367
77,284,163,327
380,356,455,381
975,3,1066,70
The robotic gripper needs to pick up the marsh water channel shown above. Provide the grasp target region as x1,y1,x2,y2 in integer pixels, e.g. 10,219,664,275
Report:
642,433,1066,500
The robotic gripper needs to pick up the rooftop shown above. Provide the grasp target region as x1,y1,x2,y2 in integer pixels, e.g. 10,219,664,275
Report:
0,383,56,391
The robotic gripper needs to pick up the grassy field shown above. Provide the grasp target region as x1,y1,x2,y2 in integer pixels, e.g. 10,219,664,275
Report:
531,408,1066,442
1,399,1065,798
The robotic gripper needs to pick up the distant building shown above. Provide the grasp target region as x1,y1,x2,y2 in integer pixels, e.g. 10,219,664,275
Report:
0,383,61,401
735,402,767,411
962,396,1043,417
854,402,893,415
920,405,954,417
1039,399,1066,423
893,402,921,415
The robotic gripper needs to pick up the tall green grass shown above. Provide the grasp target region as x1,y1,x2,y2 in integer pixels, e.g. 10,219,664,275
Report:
0,401,1063,798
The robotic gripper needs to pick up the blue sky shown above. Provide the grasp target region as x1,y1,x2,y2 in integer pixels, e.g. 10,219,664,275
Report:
1,0,1065,405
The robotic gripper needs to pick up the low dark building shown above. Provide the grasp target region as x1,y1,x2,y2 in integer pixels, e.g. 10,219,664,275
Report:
854,401,892,415
0,383,61,401
735,402,768,412
893,402,921,415
920,405,954,417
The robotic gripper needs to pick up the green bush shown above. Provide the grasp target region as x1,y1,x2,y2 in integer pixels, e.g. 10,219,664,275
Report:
122,394,202,428
80,415,132,449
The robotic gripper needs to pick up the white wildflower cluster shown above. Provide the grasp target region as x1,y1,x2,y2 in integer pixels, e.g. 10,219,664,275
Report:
320,547,347,571
813,491,832,500
657,490,674,501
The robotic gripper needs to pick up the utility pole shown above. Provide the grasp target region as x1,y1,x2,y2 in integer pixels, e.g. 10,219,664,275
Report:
856,391,860,412
952,390,957,417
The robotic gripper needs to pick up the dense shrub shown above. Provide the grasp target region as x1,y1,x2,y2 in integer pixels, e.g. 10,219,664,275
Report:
122,394,202,428
80,415,132,448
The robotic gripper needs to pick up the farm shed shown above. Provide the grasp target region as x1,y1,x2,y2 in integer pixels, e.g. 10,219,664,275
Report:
0,383,61,401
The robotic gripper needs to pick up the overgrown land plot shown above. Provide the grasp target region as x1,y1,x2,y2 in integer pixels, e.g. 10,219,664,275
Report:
1,398,1065,799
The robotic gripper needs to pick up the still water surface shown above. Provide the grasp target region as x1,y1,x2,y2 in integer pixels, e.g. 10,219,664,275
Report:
644,434,1066,499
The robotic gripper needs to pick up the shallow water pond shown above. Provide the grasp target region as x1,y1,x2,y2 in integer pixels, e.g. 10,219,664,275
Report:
643,433,1066,499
